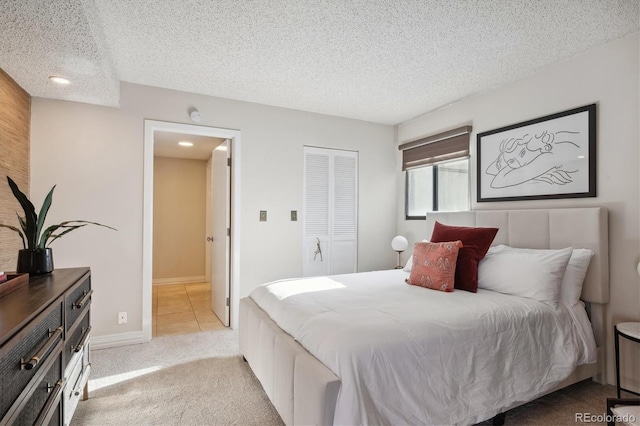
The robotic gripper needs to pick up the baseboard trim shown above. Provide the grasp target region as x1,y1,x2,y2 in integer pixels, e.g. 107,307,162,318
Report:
91,331,147,350
152,276,206,286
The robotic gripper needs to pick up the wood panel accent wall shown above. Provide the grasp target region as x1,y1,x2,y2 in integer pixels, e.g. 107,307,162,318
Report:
0,68,30,271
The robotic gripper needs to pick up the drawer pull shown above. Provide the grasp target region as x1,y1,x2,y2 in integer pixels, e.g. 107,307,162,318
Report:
74,326,92,353
72,367,91,397
73,289,93,309
21,327,63,370
34,379,64,426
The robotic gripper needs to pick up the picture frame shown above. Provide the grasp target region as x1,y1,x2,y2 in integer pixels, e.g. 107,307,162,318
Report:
477,104,596,202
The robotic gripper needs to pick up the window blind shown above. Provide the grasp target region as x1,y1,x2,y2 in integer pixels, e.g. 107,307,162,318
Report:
399,125,472,171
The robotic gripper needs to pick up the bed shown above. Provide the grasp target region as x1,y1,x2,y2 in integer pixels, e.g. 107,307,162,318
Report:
239,207,609,425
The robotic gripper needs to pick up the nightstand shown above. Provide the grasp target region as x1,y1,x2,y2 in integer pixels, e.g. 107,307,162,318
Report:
615,322,640,398
607,398,640,426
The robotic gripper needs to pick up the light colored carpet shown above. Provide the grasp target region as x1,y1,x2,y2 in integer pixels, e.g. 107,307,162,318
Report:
73,329,283,426
74,328,617,426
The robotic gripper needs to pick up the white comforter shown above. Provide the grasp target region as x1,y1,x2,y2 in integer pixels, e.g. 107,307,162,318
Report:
250,269,594,425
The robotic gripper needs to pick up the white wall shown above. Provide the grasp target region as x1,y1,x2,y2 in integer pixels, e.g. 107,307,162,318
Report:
396,33,640,387
30,82,396,338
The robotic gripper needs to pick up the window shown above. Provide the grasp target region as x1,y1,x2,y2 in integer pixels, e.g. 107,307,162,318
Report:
398,126,472,219
405,159,469,219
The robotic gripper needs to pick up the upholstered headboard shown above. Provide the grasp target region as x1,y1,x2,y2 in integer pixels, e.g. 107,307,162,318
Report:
425,207,609,303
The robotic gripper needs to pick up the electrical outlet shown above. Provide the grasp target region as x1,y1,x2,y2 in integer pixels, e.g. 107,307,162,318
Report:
118,311,127,325
291,210,297,221
259,210,267,222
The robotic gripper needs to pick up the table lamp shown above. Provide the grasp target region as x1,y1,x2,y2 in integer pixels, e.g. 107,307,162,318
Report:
391,236,409,269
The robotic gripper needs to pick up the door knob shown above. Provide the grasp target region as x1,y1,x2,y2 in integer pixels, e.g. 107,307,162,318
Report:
207,236,214,242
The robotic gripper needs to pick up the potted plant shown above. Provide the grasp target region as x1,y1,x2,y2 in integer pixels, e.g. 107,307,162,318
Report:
0,176,116,275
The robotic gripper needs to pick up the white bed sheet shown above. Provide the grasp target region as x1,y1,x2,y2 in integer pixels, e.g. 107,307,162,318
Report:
250,269,595,425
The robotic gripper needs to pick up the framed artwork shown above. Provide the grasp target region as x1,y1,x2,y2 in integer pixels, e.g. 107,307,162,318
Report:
477,104,596,202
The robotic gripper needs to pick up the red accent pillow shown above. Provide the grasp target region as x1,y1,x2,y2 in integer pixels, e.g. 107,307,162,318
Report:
405,241,463,292
430,222,498,292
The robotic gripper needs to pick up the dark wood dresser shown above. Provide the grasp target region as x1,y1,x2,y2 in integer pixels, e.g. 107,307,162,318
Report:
0,268,92,426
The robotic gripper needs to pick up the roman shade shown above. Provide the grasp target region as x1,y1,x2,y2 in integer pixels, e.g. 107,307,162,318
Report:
399,125,472,171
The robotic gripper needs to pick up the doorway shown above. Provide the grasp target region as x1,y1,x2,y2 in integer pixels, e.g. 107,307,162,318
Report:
152,132,223,336
143,120,242,342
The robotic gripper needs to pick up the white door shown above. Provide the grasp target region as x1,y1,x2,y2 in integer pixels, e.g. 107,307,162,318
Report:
205,158,212,284
211,139,230,326
303,147,358,277
330,153,358,274
303,150,331,277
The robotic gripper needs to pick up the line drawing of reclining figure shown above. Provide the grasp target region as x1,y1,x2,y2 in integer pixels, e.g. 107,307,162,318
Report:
485,130,581,189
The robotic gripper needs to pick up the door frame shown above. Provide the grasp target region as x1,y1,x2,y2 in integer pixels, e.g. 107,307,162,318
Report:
142,120,241,341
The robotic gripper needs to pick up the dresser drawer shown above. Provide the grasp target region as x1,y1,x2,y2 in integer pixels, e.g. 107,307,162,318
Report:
12,349,63,426
64,310,90,370
64,275,91,333
63,336,89,426
0,300,64,420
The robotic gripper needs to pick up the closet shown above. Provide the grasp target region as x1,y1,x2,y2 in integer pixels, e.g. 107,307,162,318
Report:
303,146,358,277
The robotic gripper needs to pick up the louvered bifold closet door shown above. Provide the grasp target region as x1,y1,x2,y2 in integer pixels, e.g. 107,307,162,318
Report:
303,147,358,277
330,153,358,274
303,149,330,277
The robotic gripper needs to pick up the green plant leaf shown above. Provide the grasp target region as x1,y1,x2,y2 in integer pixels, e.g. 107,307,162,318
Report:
58,220,117,231
46,224,87,247
36,185,55,249
16,213,27,234
39,222,80,248
39,224,62,248
41,220,117,248
0,224,26,249
7,177,37,249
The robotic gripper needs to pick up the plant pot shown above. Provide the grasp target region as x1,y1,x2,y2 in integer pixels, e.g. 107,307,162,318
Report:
17,248,54,275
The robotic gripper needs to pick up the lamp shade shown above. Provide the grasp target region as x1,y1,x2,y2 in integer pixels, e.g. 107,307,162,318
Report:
391,235,408,252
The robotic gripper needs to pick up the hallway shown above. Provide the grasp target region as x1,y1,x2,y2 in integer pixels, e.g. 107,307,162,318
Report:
152,282,225,337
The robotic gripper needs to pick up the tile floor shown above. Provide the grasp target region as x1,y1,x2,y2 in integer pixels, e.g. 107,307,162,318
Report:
152,282,225,337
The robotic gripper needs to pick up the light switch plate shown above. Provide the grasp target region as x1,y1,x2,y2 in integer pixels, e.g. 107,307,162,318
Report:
291,210,297,221
260,210,267,221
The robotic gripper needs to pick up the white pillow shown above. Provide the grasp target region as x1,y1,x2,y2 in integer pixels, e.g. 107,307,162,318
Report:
487,244,509,254
403,240,429,272
486,245,594,305
478,246,573,307
560,248,594,306
403,256,412,272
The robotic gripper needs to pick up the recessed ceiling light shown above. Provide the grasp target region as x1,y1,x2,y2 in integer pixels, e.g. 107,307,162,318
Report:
178,141,193,147
49,76,71,85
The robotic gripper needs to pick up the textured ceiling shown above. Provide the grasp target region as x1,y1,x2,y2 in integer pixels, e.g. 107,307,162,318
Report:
0,1,638,124
154,131,224,160
0,0,119,106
